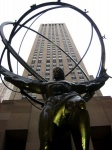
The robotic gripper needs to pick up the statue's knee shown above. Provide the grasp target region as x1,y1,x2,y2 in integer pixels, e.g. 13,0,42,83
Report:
65,97,86,111
40,142,50,150
77,100,86,110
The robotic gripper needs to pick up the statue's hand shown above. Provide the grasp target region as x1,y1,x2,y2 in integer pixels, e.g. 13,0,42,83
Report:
86,70,109,93
96,70,109,83
83,92,95,102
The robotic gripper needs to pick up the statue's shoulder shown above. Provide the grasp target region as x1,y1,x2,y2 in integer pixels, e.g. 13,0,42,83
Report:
42,81,56,86
43,80,71,86
58,80,71,85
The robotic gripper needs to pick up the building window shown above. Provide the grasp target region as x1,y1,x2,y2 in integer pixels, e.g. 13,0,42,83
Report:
68,63,72,66
47,55,50,59
47,53,50,55
30,64,34,68
79,74,84,79
28,74,32,79
72,56,77,61
31,59,36,64
47,51,50,54
36,68,40,72
40,52,43,55
71,52,75,55
70,72,75,75
59,63,63,67
77,71,82,74
46,64,50,67
53,59,56,63
53,63,56,67
46,68,50,71
45,77,50,80
58,55,62,58
47,46,50,49
71,76,76,80
34,52,37,56
39,55,42,58
69,66,73,70
76,67,80,70
46,72,50,76
33,56,37,59
46,59,50,63
32,93,37,98
58,52,61,55
40,48,43,52
67,59,71,62
38,60,42,63
80,78,85,82
53,55,56,58
59,59,62,63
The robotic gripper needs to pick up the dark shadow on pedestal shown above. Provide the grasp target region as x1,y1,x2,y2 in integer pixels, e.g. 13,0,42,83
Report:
4,130,28,150
52,124,73,150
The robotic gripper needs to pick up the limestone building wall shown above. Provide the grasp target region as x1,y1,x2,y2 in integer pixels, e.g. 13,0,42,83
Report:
0,96,112,150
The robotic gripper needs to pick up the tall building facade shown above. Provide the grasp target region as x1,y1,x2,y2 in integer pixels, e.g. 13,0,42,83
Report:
9,23,102,100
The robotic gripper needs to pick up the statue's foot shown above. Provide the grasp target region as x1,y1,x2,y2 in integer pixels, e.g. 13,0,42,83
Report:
39,142,51,150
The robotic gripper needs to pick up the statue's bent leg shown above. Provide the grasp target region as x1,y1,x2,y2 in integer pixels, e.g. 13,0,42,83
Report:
39,105,54,150
65,96,90,150
39,98,70,150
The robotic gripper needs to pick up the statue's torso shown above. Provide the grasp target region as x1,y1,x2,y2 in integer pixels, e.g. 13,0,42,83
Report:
45,81,72,98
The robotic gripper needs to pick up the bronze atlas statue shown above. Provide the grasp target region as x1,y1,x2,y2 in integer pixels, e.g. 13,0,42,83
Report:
0,66,109,150
0,1,111,150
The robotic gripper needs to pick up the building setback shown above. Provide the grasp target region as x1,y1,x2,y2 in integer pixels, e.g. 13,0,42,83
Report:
0,82,14,103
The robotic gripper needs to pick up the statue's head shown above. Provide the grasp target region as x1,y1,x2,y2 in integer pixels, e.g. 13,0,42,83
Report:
53,67,65,81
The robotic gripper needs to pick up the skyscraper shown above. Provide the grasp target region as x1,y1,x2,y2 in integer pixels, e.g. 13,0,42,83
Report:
9,23,102,100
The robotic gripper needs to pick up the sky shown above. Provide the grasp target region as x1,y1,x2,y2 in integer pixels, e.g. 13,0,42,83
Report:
0,0,112,97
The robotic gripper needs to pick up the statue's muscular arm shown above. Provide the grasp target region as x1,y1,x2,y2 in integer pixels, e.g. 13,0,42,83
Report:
5,76,47,94
0,66,46,94
71,70,109,94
